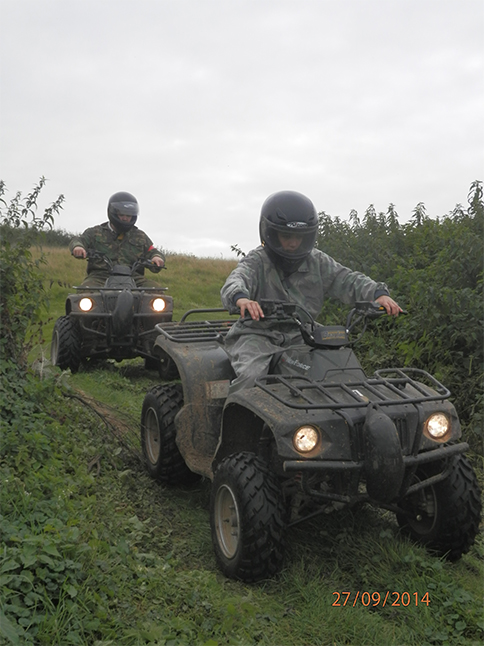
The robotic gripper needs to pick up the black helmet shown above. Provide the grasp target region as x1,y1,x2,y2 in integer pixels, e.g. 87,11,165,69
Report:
259,190,318,264
107,191,139,233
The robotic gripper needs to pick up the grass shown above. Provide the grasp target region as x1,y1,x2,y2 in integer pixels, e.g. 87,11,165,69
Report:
39,246,236,313
4,376,483,645
4,245,484,646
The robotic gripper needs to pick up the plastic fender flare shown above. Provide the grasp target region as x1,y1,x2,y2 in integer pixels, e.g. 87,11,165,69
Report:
215,401,268,467
153,336,234,398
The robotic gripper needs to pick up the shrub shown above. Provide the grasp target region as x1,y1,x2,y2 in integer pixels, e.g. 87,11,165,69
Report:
316,181,483,453
0,178,64,369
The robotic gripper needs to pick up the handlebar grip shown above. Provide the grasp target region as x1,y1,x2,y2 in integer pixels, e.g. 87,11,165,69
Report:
148,263,163,273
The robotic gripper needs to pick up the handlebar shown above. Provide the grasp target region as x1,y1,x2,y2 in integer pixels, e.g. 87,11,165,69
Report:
240,299,406,348
83,250,163,274
246,300,391,322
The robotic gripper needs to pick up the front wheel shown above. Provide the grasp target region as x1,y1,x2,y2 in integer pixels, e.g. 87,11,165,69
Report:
210,452,286,582
396,454,482,560
140,383,198,484
51,316,82,373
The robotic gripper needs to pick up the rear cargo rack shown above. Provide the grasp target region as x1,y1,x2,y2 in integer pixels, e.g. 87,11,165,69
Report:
155,309,236,343
255,368,451,410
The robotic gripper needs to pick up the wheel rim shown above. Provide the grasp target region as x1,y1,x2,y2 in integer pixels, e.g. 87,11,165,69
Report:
144,408,161,465
403,483,438,536
51,330,59,365
214,484,240,559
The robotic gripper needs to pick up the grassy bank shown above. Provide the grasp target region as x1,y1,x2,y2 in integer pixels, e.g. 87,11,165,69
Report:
35,247,236,345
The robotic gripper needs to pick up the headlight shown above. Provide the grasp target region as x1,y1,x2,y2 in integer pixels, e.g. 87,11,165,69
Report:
293,426,320,453
425,412,450,439
79,297,93,312
151,298,166,312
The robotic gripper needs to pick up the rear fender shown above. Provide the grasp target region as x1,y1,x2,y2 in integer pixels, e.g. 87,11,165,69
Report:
154,336,235,476
153,336,234,395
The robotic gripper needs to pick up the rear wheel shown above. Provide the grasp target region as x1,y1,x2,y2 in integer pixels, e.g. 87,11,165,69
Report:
51,316,82,373
140,383,198,484
210,452,286,582
396,454,481,560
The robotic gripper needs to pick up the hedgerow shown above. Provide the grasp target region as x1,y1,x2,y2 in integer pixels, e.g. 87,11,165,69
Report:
0,178,64,369
316,180,483,454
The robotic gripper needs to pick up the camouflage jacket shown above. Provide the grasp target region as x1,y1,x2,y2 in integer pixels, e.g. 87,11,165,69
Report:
69,223,164,276
221,246,389,318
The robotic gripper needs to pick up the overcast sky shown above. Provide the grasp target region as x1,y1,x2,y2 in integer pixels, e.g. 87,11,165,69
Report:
1,0,483,258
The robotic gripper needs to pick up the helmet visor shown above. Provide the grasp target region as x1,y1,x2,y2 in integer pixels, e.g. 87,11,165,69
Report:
260,219,317,260
109,201,139,219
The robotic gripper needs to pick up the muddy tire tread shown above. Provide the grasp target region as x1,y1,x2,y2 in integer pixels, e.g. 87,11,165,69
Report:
210,452,286,582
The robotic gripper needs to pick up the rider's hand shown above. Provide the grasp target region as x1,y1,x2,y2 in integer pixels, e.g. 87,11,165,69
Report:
152,256,164,268
375,295,402,316
236,298,265,321
72,246,87,259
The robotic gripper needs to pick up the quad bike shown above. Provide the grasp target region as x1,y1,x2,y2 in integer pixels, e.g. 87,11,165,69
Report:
140,300,481,582
51,252,173,373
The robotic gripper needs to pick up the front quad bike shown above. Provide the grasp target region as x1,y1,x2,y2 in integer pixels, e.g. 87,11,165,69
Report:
140,301,481,582
51,252,173,373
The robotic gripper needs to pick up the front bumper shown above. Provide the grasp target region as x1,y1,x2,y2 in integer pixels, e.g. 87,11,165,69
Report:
283,441,467,473
283,441,468,506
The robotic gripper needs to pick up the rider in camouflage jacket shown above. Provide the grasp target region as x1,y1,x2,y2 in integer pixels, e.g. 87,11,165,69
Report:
69,192,165,287
221,191,401,391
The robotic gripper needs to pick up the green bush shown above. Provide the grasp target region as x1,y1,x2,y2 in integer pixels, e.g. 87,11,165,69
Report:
316,180,483,453
0,178,64,369
0,177,67,644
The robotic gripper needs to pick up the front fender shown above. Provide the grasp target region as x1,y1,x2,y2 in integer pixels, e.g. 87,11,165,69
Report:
214,387,354,470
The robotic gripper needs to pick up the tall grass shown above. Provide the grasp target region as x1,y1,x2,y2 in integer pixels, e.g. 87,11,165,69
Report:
38,247,237,319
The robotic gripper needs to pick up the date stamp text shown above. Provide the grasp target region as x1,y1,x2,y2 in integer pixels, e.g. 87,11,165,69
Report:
332,591,430,607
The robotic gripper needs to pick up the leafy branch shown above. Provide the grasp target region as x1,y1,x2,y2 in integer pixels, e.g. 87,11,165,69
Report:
0,178,64,370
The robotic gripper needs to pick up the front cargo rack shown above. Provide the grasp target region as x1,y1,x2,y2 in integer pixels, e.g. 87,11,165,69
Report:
155,309,236,343
73,286,168,292
255,368,451,410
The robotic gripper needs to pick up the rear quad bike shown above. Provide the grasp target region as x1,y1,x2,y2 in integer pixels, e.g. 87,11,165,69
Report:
51,252,173,374
140,301,481,582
